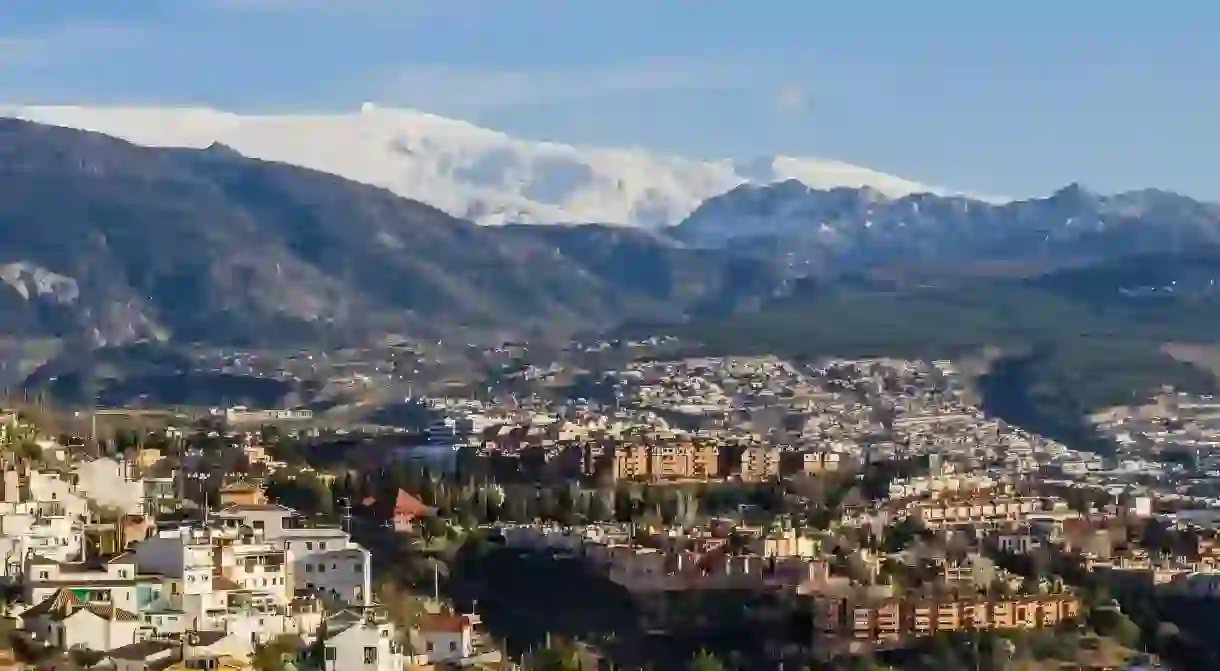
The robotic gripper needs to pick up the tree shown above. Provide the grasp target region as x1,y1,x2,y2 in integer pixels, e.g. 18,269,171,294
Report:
587,489,613,523
526,637,589,671
16,440,42,462
687,649,726,671
252,634,300,671
421,515,448,545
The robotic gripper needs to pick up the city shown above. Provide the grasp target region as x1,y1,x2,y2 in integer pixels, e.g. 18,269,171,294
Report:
1,3,1217,670
2,350,1213,669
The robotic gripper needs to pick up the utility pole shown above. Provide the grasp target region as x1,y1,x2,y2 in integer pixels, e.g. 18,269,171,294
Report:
340,497,352,534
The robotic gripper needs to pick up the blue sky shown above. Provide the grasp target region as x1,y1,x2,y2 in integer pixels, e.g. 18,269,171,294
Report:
1,1,1217,199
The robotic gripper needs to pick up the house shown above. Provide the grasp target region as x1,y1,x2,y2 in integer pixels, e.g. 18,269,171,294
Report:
320,610,404,671
107,640,179,671
20,590,142,651
134,449,164,472
214,504,373,608
417,612,474,662
392,490,433,532
219,484,267,508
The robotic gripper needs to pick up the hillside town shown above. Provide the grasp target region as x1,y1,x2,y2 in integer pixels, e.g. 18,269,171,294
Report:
3,354,1216,669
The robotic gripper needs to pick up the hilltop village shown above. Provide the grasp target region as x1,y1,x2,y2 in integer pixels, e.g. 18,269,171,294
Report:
2,353,1215,669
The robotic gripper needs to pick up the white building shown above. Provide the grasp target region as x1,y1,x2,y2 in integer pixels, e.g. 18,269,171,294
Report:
214,504,372,607
19,554,147,651
321,610,405,671
74,457,145,515
416,612,476,663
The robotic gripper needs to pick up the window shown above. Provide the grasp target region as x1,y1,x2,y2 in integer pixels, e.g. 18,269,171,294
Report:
38,571,48,580
305,565,313,573
306,542,314,551
253,521,265,530
325,648,336,661
318,564,326,573
285,542,292,549
353,563,361,573
119,570,129,578
363,647,377,664
449,642,457,652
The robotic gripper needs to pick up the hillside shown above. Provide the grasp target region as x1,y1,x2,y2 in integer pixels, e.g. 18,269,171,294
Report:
0,119,777,347
674,181,1220,273
656,254,1220,447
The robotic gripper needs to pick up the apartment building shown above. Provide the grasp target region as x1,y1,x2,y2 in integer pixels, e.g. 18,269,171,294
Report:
912,495,1066,528
814,593,1081,644
609,443,721,481
592,543,830,593
213,504,372,607
739,446,780,482
785,451,843,476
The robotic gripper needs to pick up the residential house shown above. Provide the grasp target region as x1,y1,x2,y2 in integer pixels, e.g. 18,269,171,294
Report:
320,610,404,671
392,490,433,533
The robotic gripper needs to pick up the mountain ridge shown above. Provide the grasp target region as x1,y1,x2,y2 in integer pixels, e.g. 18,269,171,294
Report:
672,179,1220,272
0,118,789,347
1,103,974,227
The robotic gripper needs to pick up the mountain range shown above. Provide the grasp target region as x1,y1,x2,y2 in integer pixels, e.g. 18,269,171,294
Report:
2,104,970,228
0,118,782,350
673,180,1220,273
1,113,1220,356
3,113,1220,418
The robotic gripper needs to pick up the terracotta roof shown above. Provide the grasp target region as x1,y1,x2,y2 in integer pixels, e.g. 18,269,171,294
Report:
220,483,259,493
212,575,241,591
108,640,177,661
50,603,139,622
394,490,434,518
419,612,472,633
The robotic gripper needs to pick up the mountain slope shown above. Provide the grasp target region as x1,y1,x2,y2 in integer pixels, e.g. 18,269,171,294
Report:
655,253,1220,446
0,119,785,346
672,181,1220,271
1,104,962,227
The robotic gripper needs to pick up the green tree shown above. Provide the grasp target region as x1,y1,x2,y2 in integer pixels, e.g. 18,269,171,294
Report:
16,440,42,462
252,634,299,671
526,637,588,671
687,649,726,671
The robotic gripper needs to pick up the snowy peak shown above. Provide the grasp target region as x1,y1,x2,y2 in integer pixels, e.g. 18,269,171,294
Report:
2,104,965,227
671,178,1220,261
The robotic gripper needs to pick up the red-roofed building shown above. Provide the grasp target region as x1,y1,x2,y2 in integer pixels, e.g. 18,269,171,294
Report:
394,489,434,532
418,612,474,661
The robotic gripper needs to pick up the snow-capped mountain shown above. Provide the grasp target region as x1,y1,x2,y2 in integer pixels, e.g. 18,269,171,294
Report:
671,180,1220,269
2,103,965,227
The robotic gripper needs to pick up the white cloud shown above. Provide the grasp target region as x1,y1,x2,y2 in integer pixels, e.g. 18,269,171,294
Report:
775,85,810,115
376,58,756,109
